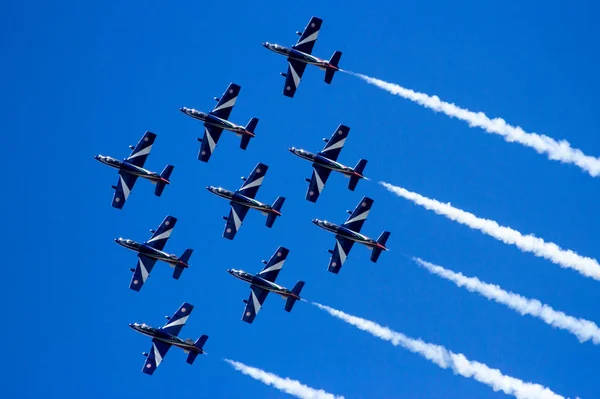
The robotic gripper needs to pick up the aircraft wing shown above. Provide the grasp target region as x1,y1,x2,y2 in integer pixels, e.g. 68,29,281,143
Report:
257,246,289,283
129,255,157,291
223,202,250,240
142,338,172,375
283,58,307,98
306,164,332,203
125,131,156,167
160,302,194,336
198,124,224,162
112,171,138,209
145,215,177,251
237,162,268,199
210,83,241,120
242,285,270,324
318,124,350,162
342,196,374,233
292,16,322,54
328,236,355,274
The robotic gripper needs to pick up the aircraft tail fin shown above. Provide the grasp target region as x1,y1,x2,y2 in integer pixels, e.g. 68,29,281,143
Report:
370,231,391,263
155,165,174,197
325,51,342,84
348,159,368,191
266,196,285,228
285,281,305,312
173,249,193,279
241,118,259,150
186,335,208,364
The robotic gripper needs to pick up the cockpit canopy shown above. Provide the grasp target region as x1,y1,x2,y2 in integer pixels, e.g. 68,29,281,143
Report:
98,155,118,163
321,220,336,229
231,269,251,278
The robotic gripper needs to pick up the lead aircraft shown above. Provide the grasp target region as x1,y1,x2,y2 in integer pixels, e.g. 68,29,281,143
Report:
129,302,208,375
262,16,342,98
228,246,305,324
207,162,285,240
115,215,193,291
289,124,367,202
313,197,391,274
94,131,174,209
180,83,259,162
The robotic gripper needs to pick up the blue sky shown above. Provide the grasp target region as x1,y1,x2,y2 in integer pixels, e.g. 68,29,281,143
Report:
2,0,600,397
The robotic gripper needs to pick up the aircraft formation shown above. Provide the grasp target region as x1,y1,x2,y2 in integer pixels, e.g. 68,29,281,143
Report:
95,16,390,376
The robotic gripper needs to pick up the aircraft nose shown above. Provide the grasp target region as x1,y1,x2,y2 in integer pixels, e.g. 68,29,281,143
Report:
179,107,187,113
288,147,295,152
312,219,318,224
261,42,267,47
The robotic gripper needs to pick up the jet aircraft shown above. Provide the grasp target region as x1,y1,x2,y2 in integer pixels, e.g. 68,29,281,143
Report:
115,215,193,291
227,246,304,324
289,124,367,202
180,83,259,162
207,162,285,240
262,16,342,98
94,131,174,209
313,196,390,274
129,302,208,375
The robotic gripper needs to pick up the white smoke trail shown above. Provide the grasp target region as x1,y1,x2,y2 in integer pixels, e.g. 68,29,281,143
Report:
414,257,600,344
348,72,600,177
381,181,600,281
314,303,564,399
224,358,344,399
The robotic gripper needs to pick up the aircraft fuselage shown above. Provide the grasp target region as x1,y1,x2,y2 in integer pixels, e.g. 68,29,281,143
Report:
288,147,359,176
129,323,201,353
115,238,186,267
206,186,279,215
312,219,384,249
262,43,337,71
227,269,298,299
179,108,254,136
94,155,166,182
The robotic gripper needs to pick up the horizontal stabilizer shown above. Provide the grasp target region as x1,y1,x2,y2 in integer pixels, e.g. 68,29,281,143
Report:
324,51,342,84
370,231,390,263
266,197,285,228
186,335,208,364
240,118,258,150
173,249,192,279
186,351,200,365
348,159,367,191
285,281,305,312
155,165,174,197
173,248,194,280
180,248,193,264
173,265,184,280
240,135,251,150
